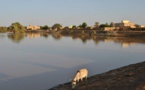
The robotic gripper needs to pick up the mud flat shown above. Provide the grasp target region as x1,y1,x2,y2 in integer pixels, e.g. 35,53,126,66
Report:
49,61,145,90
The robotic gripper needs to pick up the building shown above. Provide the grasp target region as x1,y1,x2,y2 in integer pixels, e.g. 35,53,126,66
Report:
102,27,121,31
103,27,115,31
27,25,40,30
69,25,73,29
115,20,136,29
140,25,145,28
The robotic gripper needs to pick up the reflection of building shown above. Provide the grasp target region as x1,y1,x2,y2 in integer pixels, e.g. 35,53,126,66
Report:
104,38,113,42
27,25,40,30
121,42,136,48
27,33,40,39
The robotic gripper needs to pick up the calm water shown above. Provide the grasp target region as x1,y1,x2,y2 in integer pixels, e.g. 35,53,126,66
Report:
0,32,145,90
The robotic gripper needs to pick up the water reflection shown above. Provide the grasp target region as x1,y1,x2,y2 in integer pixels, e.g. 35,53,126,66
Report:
0,32,145,90
42,33,49,38
26,32,50,39
26,33,40,39
6,32,50,43
4,32,145,47
7,33,25,43
0,33,7,38
70,35,145,48
121,42,136,48
51,34,62,40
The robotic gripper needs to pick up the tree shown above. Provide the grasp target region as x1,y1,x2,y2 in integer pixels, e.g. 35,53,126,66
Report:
63,26,70,30
9,22,25,33
99,23,110,28
94,22,99,27
105,23,109,27
0,27,7,33
52,23,62,30
78,24,82,28
99,24,106,28
72,25,77,30
135,24,140,28
41,25,49,30
81,22,87,29
110,22,114,27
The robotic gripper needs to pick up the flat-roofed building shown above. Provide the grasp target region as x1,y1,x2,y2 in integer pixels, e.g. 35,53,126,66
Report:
103,27,115,31
27,25,40,30
115,20,135,29
103,27,121,31
122,20,130,23
115,20,135,27
140,25,145,28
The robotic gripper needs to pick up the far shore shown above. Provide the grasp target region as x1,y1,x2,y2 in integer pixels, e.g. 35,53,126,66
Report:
49,61,145,90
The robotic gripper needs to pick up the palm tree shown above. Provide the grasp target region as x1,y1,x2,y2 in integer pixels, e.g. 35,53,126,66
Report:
94,22,99,28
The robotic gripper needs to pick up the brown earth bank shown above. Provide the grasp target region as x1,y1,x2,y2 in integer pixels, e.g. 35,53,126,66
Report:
58,30,145,37
49,61,145,90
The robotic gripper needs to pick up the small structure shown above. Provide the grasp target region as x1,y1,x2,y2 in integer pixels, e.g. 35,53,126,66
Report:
140,25,145,28
69,25,73,29
103,27,115,31
27,25,40,30
102,27,121,31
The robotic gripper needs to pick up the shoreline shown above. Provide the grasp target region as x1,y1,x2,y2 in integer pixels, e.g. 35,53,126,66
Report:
6,30,145,37
58,30,145,37
49,61,145,90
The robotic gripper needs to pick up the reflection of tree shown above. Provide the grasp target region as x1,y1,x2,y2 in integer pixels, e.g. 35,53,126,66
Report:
93,40,99,45
0,33,6,38
81,38,87,43
62,34,145,47
51,34,62,40
42,33,49,38
8,33,24,43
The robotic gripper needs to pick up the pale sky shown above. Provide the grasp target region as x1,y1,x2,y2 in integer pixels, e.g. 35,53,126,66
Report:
0,0,145,27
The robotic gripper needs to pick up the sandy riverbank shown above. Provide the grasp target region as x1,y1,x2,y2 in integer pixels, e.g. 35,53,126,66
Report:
49,61,145,90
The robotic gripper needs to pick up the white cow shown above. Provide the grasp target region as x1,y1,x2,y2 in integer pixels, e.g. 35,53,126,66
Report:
71,68,88,89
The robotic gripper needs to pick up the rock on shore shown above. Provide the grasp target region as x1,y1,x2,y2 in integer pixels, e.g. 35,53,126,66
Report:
49,61,145,90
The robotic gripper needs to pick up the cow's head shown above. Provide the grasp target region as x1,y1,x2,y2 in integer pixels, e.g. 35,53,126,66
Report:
71,80,76,89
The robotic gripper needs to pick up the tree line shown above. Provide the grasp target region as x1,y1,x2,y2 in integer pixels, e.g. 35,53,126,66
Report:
40,22,116,30
1,21,142,33
0,22,25,33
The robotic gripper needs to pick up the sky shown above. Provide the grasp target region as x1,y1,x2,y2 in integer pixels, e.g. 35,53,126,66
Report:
0,0,145,27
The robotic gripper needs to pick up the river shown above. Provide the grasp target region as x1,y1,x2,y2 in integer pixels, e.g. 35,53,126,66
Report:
0,32,145,90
